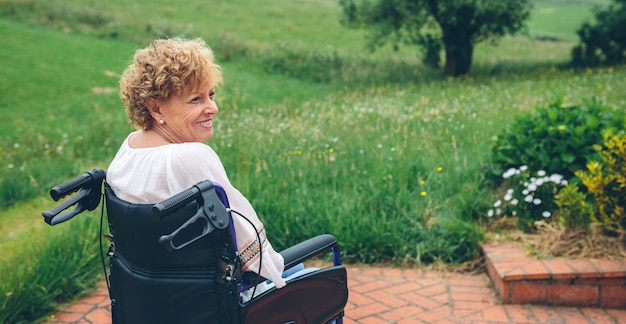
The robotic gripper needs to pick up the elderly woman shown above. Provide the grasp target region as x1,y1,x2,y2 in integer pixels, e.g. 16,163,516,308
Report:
106,37,289,292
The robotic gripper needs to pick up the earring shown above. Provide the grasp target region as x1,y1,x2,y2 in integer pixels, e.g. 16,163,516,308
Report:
159,119,165,125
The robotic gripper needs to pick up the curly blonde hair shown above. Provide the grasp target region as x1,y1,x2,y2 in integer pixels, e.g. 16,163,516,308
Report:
119,37,222,129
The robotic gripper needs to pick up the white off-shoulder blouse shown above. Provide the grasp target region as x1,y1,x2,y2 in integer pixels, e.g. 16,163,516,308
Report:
106,131,286,288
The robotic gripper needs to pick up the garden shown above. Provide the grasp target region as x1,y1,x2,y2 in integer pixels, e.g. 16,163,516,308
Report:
0,0,625,322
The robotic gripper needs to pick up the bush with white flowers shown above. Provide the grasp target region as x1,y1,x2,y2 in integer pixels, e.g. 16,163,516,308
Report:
487,165,569,232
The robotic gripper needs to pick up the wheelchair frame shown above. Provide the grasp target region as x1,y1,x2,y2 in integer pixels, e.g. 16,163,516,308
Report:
43,168,348,323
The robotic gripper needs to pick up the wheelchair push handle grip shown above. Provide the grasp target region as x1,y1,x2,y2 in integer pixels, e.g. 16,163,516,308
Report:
50,169,106,201
152,186,201,219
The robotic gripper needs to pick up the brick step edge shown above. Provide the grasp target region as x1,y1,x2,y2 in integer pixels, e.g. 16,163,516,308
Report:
482,241,626,309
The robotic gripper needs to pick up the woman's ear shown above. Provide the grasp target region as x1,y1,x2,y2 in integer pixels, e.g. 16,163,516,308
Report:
146,99,163,120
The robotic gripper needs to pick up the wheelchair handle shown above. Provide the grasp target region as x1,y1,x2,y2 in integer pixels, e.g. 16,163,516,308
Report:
50,169,106,201
154,181,230,251
152,181,216,219
42,168,105,225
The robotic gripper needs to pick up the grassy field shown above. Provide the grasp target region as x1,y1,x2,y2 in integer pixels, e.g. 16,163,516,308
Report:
0,0,625,322
527,0,609,41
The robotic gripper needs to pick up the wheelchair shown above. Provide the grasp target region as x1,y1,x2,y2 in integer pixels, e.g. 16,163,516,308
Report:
42,168,348,323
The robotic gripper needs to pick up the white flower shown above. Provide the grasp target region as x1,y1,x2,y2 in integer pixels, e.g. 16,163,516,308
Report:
525,195,534,203
494,200,502,207
520,165,528,172
487,209,494,217
506,188,514,195
536,178,544,186
550,174,563,184
496,208,502,216
504,194,512,201
503,168,517,179
522,189,529,195
533,198,542,205
537,170,546,177
511,199,519,206
542,211,551,218
528,184,537,192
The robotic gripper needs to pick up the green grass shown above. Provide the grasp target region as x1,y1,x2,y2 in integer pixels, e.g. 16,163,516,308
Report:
0,18,135,208
527,0,610,41
1,0,625,322
0,215,104,324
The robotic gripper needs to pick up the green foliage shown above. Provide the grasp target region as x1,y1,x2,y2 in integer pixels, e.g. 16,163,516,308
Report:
339,0,533,76
572,0,626,67
487,166,568,232
576,132,626,227
489,94,626,184
413,217,485,264
218,96,489,264
418,34,442,69
555,183,593,229
262,43,343,83
0,216,103,324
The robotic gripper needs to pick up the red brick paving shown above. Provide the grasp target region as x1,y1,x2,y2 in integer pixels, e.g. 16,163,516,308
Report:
39,266,626,324
483,241,626,309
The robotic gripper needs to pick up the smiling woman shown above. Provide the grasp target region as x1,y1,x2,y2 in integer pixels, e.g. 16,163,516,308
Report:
106,37,290,289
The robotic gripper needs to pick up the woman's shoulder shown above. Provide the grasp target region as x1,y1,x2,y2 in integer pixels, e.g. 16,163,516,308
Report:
169,142,218,156
163,142,222,167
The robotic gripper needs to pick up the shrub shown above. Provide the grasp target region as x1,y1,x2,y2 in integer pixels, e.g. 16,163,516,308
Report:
576,132,626,228
487,166,569,232
572,0,626,67
555,183,593,229
488,94,626,185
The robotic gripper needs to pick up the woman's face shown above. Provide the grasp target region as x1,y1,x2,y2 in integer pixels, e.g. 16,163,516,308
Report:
155,85,219,143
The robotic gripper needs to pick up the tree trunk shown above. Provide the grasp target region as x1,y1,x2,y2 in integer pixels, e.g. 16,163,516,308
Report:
443,40,473,77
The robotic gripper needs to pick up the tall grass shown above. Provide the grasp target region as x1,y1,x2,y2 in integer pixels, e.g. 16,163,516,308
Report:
0,214,104,324
1,0,625,322
215,66,626,263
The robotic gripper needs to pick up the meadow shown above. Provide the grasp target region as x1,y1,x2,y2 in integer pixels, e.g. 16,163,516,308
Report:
1,0,624,322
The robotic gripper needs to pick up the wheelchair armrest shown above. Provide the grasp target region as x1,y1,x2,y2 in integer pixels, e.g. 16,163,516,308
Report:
280,234,338,270
242,234,340,286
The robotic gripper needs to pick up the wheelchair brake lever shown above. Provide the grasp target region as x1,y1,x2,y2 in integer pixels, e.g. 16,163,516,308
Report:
42,189,89,225
42,169,104,226
158,209,215,251
157,181,230,251
42,185,103,226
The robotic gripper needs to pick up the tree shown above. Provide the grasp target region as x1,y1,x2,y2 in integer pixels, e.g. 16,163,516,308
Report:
572,0,626,67
339,0,532,76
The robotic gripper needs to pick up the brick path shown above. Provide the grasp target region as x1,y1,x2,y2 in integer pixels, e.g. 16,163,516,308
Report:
41,265,626,324
483,241,626,309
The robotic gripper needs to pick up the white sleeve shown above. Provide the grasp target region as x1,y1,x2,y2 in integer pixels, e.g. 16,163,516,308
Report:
170,144,287,288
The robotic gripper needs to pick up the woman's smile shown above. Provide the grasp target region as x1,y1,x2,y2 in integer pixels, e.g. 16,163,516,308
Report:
198,119,213,128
